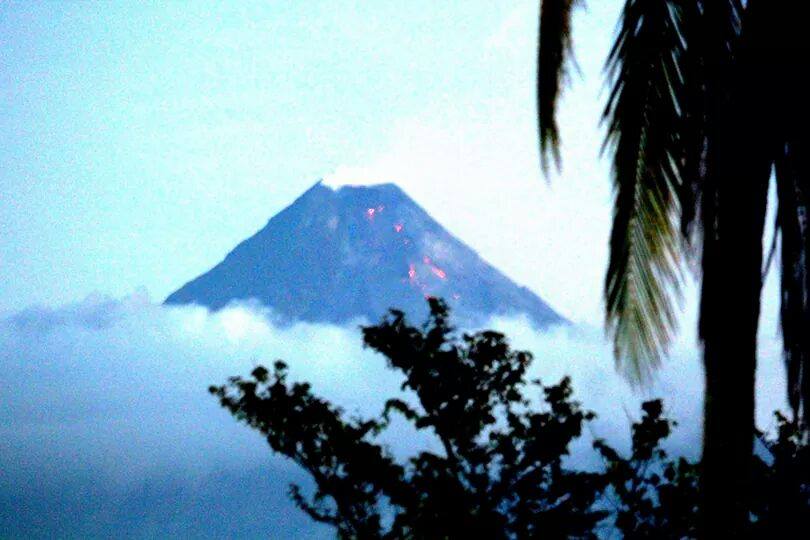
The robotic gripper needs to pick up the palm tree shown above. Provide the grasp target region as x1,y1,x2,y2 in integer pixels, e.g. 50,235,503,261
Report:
537,0,809,535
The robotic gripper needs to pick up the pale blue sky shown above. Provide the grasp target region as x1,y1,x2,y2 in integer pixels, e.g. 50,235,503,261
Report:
1,1,623,323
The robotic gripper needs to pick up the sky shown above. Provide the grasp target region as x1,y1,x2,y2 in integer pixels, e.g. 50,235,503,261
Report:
0,1,791,537
1,0,621,325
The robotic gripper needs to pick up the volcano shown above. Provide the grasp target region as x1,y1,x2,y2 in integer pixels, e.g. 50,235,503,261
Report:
165,181,566,328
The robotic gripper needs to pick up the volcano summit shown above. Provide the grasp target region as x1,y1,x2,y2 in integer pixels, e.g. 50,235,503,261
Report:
166,182,565,328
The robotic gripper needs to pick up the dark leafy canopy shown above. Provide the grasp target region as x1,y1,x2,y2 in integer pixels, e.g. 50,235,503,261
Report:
211,361,401,536
595,400,700,539
538,0,810,426
211,300,808,537
751,412,810,535
212,299,607,538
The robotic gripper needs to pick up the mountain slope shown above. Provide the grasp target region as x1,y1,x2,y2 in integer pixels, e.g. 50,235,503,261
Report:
165,182,566,328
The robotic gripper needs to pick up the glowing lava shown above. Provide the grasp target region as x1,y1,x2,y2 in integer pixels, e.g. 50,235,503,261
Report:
365,205,385,221
408,264,417,282
421,255,447,280
394,224,403,233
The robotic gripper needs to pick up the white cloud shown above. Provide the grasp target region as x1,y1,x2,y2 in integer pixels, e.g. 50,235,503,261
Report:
0,294,788,536
322,165,389,188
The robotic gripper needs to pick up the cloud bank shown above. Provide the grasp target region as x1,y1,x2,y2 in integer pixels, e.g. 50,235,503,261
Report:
0,294,788,537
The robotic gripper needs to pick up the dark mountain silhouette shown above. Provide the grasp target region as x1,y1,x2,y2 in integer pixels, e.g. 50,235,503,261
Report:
165,181,566,328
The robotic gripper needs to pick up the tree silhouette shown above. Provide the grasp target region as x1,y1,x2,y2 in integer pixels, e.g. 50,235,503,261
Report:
211,299,808,537
595,400,700,539
210,299,606,538
537,1,810,533
750,412,810,535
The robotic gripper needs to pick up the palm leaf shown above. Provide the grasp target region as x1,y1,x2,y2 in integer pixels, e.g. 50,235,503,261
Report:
676,0,743,246
776,150,810,427
770,1,810,428
603,0,687,382
537,0,584,174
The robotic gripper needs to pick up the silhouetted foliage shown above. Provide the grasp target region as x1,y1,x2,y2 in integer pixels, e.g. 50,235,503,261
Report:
539,1,810,533
210,300,809,538
750,412,810,535
211,299,605,538
595,400,700,539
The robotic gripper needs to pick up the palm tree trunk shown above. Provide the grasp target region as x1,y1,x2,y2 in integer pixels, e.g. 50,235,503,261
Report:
698,3,778,533
701,335,758,536
699,125,770,538
700,171,769,535
699,98,771,540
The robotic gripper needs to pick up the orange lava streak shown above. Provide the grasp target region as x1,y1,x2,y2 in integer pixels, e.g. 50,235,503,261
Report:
366,205,385,220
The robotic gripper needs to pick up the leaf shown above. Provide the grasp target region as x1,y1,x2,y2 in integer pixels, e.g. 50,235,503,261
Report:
603,0,687,383
537,0,585,174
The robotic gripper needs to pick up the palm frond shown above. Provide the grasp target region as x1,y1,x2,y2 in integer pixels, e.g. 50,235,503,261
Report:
776,149,810,427
771,1,810,428
603,0,687,383
537,0,583,174
676,0,743,248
